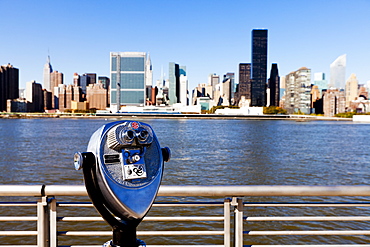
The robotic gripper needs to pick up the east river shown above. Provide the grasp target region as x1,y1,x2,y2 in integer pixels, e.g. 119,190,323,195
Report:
0,117,369,245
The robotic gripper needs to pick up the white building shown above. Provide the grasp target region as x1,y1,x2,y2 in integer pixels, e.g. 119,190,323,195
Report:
329,54,346,89
43,56,53,91
179,74,188,105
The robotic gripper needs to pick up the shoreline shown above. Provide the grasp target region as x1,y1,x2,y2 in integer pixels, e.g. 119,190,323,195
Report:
0,112,351,121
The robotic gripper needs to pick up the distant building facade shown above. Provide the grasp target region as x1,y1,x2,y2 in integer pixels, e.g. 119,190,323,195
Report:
234,63,251,106
284,67,312,114
219,73,234,106
251,29,268,106
50,71,63,108
329,54,346,89
86,83,107,110
43,89,52,110
0,64,19,112
98,76,110,107
345,73,358,108
313,72,328,96
323,89,345,117
268,63,280,107
26,80,44,112
110,52,149,111
179,68,189,106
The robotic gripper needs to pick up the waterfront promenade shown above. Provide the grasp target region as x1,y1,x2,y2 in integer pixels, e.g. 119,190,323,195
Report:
0,112,351,121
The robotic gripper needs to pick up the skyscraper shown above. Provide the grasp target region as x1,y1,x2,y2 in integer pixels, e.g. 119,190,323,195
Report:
26,80,44,112
79,74,91,95
251,29,268,106
330,54,346,89
145,54,153,87
268,63,280,107
234,63,251,106
43,56,53,91
345,73,358,108
110,52,148,111
50,71,63,109
168,62,180,105
0,64,19,112
220,73,235,105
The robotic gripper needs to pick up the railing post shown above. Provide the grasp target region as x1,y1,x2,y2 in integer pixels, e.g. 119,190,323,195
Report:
232,197,243,247
224,198,231,247
37,196,49,247
49,198,57,247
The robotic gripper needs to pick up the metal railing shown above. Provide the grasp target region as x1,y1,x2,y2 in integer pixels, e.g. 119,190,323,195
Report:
1,185,370,247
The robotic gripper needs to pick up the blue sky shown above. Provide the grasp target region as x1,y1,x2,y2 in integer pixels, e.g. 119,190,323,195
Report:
1,0,370,90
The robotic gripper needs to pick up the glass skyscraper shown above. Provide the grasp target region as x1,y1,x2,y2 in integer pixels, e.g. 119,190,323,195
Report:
110,52,149,110
268,63,280,107
251,29,268,106
330,54,346,89
168,62,188,106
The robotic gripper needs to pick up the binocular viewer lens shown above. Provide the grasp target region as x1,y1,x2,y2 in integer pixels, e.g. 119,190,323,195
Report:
108,122,153,151
122,129,149,143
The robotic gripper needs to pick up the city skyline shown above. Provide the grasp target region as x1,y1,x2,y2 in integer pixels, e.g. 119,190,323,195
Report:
1,0,370,90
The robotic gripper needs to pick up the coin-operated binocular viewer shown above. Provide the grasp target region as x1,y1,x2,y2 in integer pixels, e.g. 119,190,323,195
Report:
74,121,170,247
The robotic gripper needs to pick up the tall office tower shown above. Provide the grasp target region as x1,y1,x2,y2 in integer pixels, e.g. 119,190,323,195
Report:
235,63,251,106
0,64,19,112
43,56,53,91
98,76,110,107
179,66,188,105
225,72,235,103
50,71,64,109
284,67,312,114
73,73,80,86
268,63,280,107
58,84,74,111
145,55,153,105
323,89,345,117
251,29,268,106
43,89,52,110
168,62,180,105
145,54,153,86
207,74,220,99
73,86,82,103
26,80,44,112
220,73,235,105
50,71,63,89
330,54,346,89
313,72,328,94
79,74,90,96
345,73,358,108
110,52,147,111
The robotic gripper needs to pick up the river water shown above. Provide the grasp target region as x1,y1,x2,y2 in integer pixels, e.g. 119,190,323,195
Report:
0,117,370,245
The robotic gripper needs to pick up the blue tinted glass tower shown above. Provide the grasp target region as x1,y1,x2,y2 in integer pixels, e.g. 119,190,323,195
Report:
251,29,268,106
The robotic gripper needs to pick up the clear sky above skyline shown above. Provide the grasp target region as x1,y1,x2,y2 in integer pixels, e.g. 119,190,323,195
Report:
1,0,370,90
